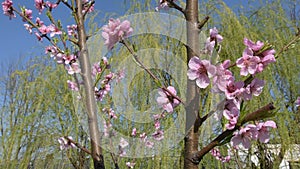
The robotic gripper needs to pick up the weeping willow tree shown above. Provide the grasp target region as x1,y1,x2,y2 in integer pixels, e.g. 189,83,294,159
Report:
0,56,93,168
1,0,299,169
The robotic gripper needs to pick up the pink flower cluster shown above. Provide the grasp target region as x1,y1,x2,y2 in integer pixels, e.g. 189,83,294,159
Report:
130,120,165,149
156,86,180,113
231,121,277,149
118,137,129,157
187,29,272,131
236,38,276,76
102,18,133,50
210,148,230,163
205,27,223,54
2,0,15,19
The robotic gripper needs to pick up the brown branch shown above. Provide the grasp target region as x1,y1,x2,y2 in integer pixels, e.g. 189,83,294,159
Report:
197,16,210,30
240,102,275,124
167,0,185,14
65,136,91,155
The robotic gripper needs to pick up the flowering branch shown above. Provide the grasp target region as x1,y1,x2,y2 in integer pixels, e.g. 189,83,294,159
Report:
190,102,276,164
11,6,64,53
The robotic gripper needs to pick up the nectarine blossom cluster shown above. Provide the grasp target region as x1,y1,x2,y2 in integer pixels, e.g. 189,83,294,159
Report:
185,28,277,158
102,18,133,50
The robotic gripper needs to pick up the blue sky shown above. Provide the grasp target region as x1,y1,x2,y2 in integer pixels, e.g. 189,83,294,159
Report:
0,0,246,68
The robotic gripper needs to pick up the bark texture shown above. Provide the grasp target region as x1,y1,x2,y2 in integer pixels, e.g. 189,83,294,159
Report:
76,1,105,168
183,0,201,168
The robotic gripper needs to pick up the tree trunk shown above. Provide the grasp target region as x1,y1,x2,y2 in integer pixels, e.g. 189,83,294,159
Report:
76,1,105,168
184,0,201,169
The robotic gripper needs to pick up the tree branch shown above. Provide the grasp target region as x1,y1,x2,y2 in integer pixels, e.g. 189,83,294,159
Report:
191,102,276,164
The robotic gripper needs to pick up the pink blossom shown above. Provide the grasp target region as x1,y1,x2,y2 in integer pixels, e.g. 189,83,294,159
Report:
67,24,77,38
92,62,101,78
155,0,176,11
131,128,137,136
119,137,129,149
187,56,216,89
260,49,276,68
256,120,276,143
212,60,233,92
139,133,147,141
244,38,264,52
45,46,58,57
224,99,241,111
82,0,94,13
24,24,33,34
34,32,42,41
154,120,160,130
205,27,223,54
296,97,300,107
63,54,76,65
243,38,276,73
66,62,81,74
243,78,265,100
126,162,136,169
67,80,79,91
152,130,164,141
48,24,62,37
231,124,257,149
223,107,239,130
236,47,261,76
95,84,111,101
38,25,50,34
58,136,76,150
46,1,57,10
35,0,44,13
211,148,231,163
22,9,32,22
54,53,64,64
225,80,244,100
2,0,15,19
35,17,44,26
102,18,133,50
156,86,180,113
145,140,154,148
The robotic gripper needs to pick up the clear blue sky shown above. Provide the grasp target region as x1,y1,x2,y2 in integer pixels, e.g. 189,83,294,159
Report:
0,0,247,67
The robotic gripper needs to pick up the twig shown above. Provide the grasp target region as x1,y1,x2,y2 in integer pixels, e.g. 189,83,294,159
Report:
120,39,184,105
